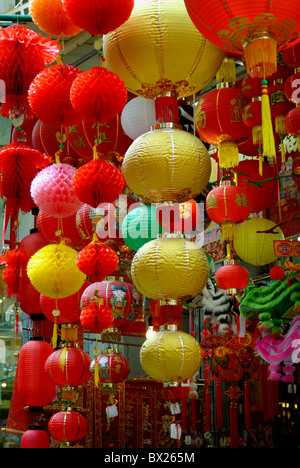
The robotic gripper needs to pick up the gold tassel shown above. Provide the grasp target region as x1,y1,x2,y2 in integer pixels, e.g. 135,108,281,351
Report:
216,57,236,84
59,345,68,372
243,37,277,79
95,358,100,388
221,222,237,241
218,141,239,169
261,79,276,159
280,137,286,165
93,145,99,160
252,125,263,146
61,325,78,343
53,319,58,349
258,148,263,176
275,115,287,136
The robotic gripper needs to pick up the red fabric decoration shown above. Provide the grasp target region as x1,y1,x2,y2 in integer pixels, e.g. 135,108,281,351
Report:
206,184,252,240
61,0,134,36
40,280,90,325
32,120,85,167
270,265,285,280
48,410,87,444
1,248,32,298
18,338,56,409
37,209,84,249
70,66,128,124
215,263,250,292
28,64,81,127
76,235,119,282
92,350,130,383
72,157,124,208
45,346,92,387
80,301,114,333
21,427,50,448
0,25,60,119
29,0,83,37
0,142,51,214
65,116,132,163
80,279,142,329
159,302,184,326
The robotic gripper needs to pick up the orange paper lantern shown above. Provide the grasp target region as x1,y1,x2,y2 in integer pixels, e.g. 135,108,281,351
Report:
29,0,83,37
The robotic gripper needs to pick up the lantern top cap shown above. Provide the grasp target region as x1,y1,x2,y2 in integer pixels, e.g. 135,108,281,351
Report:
151,122,182,131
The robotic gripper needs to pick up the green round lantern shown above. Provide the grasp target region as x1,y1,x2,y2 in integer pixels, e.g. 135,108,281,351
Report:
121,204,163,251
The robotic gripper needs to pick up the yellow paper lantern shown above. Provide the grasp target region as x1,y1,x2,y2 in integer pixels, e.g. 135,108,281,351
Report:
27,242,86,299
140,324,203,383
131,237,210,301
233,218,284,266
122,126,211,203
102,0,225,99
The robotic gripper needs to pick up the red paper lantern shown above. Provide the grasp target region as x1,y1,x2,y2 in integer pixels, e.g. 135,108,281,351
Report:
284,43,300,69
19,229,47,253
270,265,285,280
80,280,142,329
65,116,132,164
2,248,32,298
72,157,124,208
40,280,90,325
70,66,128,125
28,64,81,127
0,25,60,119
215,262,250,294
233,159,277,212
242,99,263,147
18,337,56,409
76,236,119,282
21,427,50,448
37,209,84,249
0,142,51,214
61,0,134,36
195,85,249,168
286,106,300,139
29,0,83,37
18,282,45,320
156,199,200,233
80,301,114,333
184,0,300,78
240,75,262,100
32,120,86,167
284,71,300,103
238,136,258,157
45,346,92,387
11,117,37,146
48,409,87,445
206,183,251,241
90,349,130,384
269,79,294,136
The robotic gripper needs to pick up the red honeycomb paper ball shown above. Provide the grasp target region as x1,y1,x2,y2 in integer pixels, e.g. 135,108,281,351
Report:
76,236,119,282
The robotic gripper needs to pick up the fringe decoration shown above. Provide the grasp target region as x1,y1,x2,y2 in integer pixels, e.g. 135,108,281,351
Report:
221,222,237,241
218,141,239,168
261,79,276,158
244,380,251,431
280,137,286,165
59,345,68,372
275,115,287,136
53,319,58,349
216,56,236,84
61,325,78,343
252,125,263,146
205,387,211,432
244,37,277,79
216,380,223,429
155,95,179,123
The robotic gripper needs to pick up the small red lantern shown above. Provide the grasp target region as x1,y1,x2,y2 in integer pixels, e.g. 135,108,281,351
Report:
2,248,32,298
80,279,142,329
21,426,50,449
29,0,83,37
45,346,92,388
286,106,300,140
28,64,81,128
80,300,114,333
242,98,263,147
195,84,249,168
269,79,294,135
37,209,84,249
206,183,251,241
156,199,200,233
18,337,56,409
19,228,47,253
72,156,124,208
215,262,250,295
241,75,262,100
48,409,87,445
270,265,285,281
62,0,134,36
284,71,300,103
70,66,128,125
90,349,130,384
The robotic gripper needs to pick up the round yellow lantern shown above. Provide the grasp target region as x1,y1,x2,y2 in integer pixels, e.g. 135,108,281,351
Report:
102,0,225,99
122,125,211,203
140,324,203,383
131,237,209,301
27,242,86,299
233,218,284,266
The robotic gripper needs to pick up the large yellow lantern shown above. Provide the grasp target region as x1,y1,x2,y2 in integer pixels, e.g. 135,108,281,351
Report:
140,324,203,383
233,218,284,266
131,237,209,301
102,0,225,99
122,125,211,203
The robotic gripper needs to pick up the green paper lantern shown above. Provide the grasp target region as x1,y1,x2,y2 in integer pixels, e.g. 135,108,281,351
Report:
121,204,163,251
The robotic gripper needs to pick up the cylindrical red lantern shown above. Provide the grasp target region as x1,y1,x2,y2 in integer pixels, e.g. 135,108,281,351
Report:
90,349,130,384
80,279,142,329
65,117,132,164
233,159,277,212
37,209,84,249
48,409,87,445
238,136,259,157
45,346,92,388
215,262,250,295
76,235,119,282
18,337,56,409
21,426,50,449
240,75,262,100
156,199,200,233
195,84,249,168
70,66,128,125
206,183,251,241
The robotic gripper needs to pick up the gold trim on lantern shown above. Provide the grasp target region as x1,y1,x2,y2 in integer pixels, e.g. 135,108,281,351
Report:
167,324,178,331
151,122,182,131
216,82,234,89
243,34,277,78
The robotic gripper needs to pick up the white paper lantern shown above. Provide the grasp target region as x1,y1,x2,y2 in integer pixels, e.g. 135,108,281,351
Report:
121,96,159,140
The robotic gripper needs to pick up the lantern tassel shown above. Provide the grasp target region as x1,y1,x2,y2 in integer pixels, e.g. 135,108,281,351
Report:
261,79,276,159
53,319,58,349
280,138,286,165
244,36,277,79
94,357,100,388
221,222,237,241
216,380,223,429
218,141,239,168
216,56,236,84
59,345,68,371
275,115,287,136
244,380,251,431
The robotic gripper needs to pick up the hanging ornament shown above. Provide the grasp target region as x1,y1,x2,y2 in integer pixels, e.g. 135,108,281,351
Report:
0,25,60,120
37,209,84,249
1,248,32,298
286,106,300,150
30,163,83,218
80,299,114,334
156,199,200,234
29,0,83,37
90,349,130,390
76,234,119,282
215,261,250,296
11,116,37,147
121,96,159,140
21,427,50,448
121,204,163,252
48,409,87,447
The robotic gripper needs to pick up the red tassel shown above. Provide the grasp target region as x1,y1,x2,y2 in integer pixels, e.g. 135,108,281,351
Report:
244,380,251,431
191,397,196,432
260,361,269,421
155,96,179,123
205,387,211,432
216,380,223,429
233,402,239,448
181,391,187,432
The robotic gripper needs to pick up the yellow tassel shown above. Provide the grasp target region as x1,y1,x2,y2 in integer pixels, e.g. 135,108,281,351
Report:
298,137,300,152
234,172,238,186
93,145,99,160
94,358,100,388
59,346,68,372
53,319,58,349
252,125,263,146
221,222,237,241
61,325,78,343
243,37,277,79
280,140,286,165
275,115,287,136
216,57,236,84
226,243,231,262
218,141,239,169
261,80,276,158
259,153,263,176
